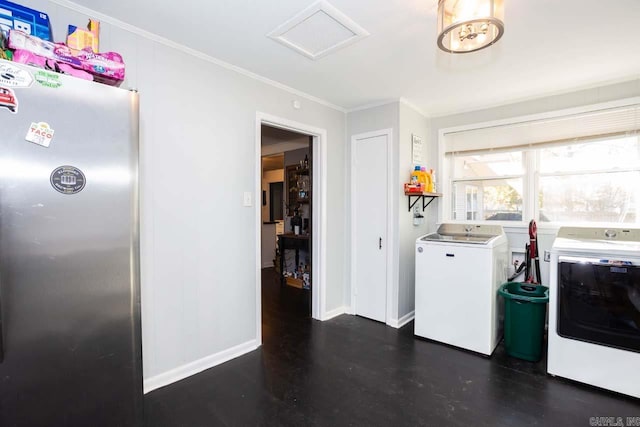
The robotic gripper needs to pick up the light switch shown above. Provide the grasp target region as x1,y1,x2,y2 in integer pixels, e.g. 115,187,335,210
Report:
243,192,252,207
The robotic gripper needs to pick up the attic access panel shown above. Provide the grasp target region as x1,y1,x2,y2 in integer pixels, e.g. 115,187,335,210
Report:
268,0,369,60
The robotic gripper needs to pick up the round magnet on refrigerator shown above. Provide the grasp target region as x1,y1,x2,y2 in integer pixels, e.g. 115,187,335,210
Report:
50,165,86,195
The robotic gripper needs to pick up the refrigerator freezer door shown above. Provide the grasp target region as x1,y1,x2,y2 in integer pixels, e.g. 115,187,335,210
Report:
0,61,142,426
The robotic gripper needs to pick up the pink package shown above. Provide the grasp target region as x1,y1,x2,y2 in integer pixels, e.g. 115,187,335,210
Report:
11,48,46,67
9,30,125,86
12,49,93,80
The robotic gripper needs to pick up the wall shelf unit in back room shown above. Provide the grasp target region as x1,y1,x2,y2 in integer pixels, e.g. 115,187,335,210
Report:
286,164,310,215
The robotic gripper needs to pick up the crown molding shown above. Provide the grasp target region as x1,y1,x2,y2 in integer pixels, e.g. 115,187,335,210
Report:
346,99,400,114
399,97,430,119
49,0,348,113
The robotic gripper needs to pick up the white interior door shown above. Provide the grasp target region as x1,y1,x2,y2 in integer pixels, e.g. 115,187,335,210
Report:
353,133,388,322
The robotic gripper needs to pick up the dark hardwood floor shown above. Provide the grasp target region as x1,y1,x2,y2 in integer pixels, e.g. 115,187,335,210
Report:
145,268,639,426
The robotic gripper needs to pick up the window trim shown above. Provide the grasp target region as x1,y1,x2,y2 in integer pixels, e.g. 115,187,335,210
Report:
438,97,640,227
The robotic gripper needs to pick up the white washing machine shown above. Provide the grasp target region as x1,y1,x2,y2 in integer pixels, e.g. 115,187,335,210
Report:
549,227,640,398
415,224,509,356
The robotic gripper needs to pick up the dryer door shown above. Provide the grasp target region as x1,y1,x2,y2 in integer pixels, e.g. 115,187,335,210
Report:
557,256,640,353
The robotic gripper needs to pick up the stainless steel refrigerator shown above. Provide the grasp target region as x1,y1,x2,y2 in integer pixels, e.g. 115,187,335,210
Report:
0,59,143,426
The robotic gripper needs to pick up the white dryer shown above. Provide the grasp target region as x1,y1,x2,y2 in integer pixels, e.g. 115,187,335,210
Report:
549,227,640,398
415,224,509,356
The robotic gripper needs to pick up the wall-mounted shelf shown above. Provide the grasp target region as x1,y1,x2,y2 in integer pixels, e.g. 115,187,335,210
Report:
406,192,442,212
286,164,310,215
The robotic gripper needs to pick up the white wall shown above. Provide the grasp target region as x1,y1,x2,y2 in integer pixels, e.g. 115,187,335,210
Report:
429,78,640,286
397,102,430,321
35,0,347,390
346,103,400,318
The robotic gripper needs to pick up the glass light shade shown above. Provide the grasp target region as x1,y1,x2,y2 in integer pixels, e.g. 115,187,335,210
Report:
437,0,504,53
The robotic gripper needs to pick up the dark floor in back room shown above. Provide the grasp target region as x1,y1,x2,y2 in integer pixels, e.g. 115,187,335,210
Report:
144,268,640,427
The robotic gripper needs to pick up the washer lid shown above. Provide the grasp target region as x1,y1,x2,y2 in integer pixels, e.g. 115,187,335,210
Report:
420,232,498,245
419,223,505,245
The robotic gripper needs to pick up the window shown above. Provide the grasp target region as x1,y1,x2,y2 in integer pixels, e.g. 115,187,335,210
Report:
451,152,524,221
538,137,640,223
443,101,640,224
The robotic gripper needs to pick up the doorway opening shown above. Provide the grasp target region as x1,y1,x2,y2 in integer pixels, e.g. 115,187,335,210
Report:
256,113,327,344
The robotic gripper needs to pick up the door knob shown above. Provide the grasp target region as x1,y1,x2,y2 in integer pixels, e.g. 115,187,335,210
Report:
379,237,382,249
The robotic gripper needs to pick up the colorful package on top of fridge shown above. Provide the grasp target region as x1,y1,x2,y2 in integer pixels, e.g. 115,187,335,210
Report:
0,0,53,41
12,49,93,81
67,19,100,52
8,30,125,86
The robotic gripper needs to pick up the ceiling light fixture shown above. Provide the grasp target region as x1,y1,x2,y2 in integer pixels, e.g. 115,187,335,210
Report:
437,0,504,53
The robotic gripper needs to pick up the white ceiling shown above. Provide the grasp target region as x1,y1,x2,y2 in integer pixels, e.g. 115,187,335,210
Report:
70,0,640,115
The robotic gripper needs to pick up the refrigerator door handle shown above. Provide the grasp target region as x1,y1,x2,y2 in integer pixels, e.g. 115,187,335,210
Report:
0,277,3,363
0,243,3,363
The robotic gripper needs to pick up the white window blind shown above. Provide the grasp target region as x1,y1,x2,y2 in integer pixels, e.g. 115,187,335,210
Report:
444,102,640,154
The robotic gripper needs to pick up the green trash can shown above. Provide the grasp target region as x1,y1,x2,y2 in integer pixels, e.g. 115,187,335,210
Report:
498,282,549,362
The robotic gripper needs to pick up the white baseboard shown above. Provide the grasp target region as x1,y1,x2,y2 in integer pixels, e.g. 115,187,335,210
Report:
143,339,259,394
262,262,274,269
388,310,415,329
322,306,348,321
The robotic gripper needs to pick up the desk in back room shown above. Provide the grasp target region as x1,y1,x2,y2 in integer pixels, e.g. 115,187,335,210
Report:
277,233,310,287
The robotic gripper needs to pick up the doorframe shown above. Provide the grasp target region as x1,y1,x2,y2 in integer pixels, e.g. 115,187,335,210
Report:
255,112,328,343
349,129,395,324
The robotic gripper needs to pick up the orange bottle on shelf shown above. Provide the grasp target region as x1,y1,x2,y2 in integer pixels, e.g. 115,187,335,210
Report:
420,167,431,193
429,169,436,193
